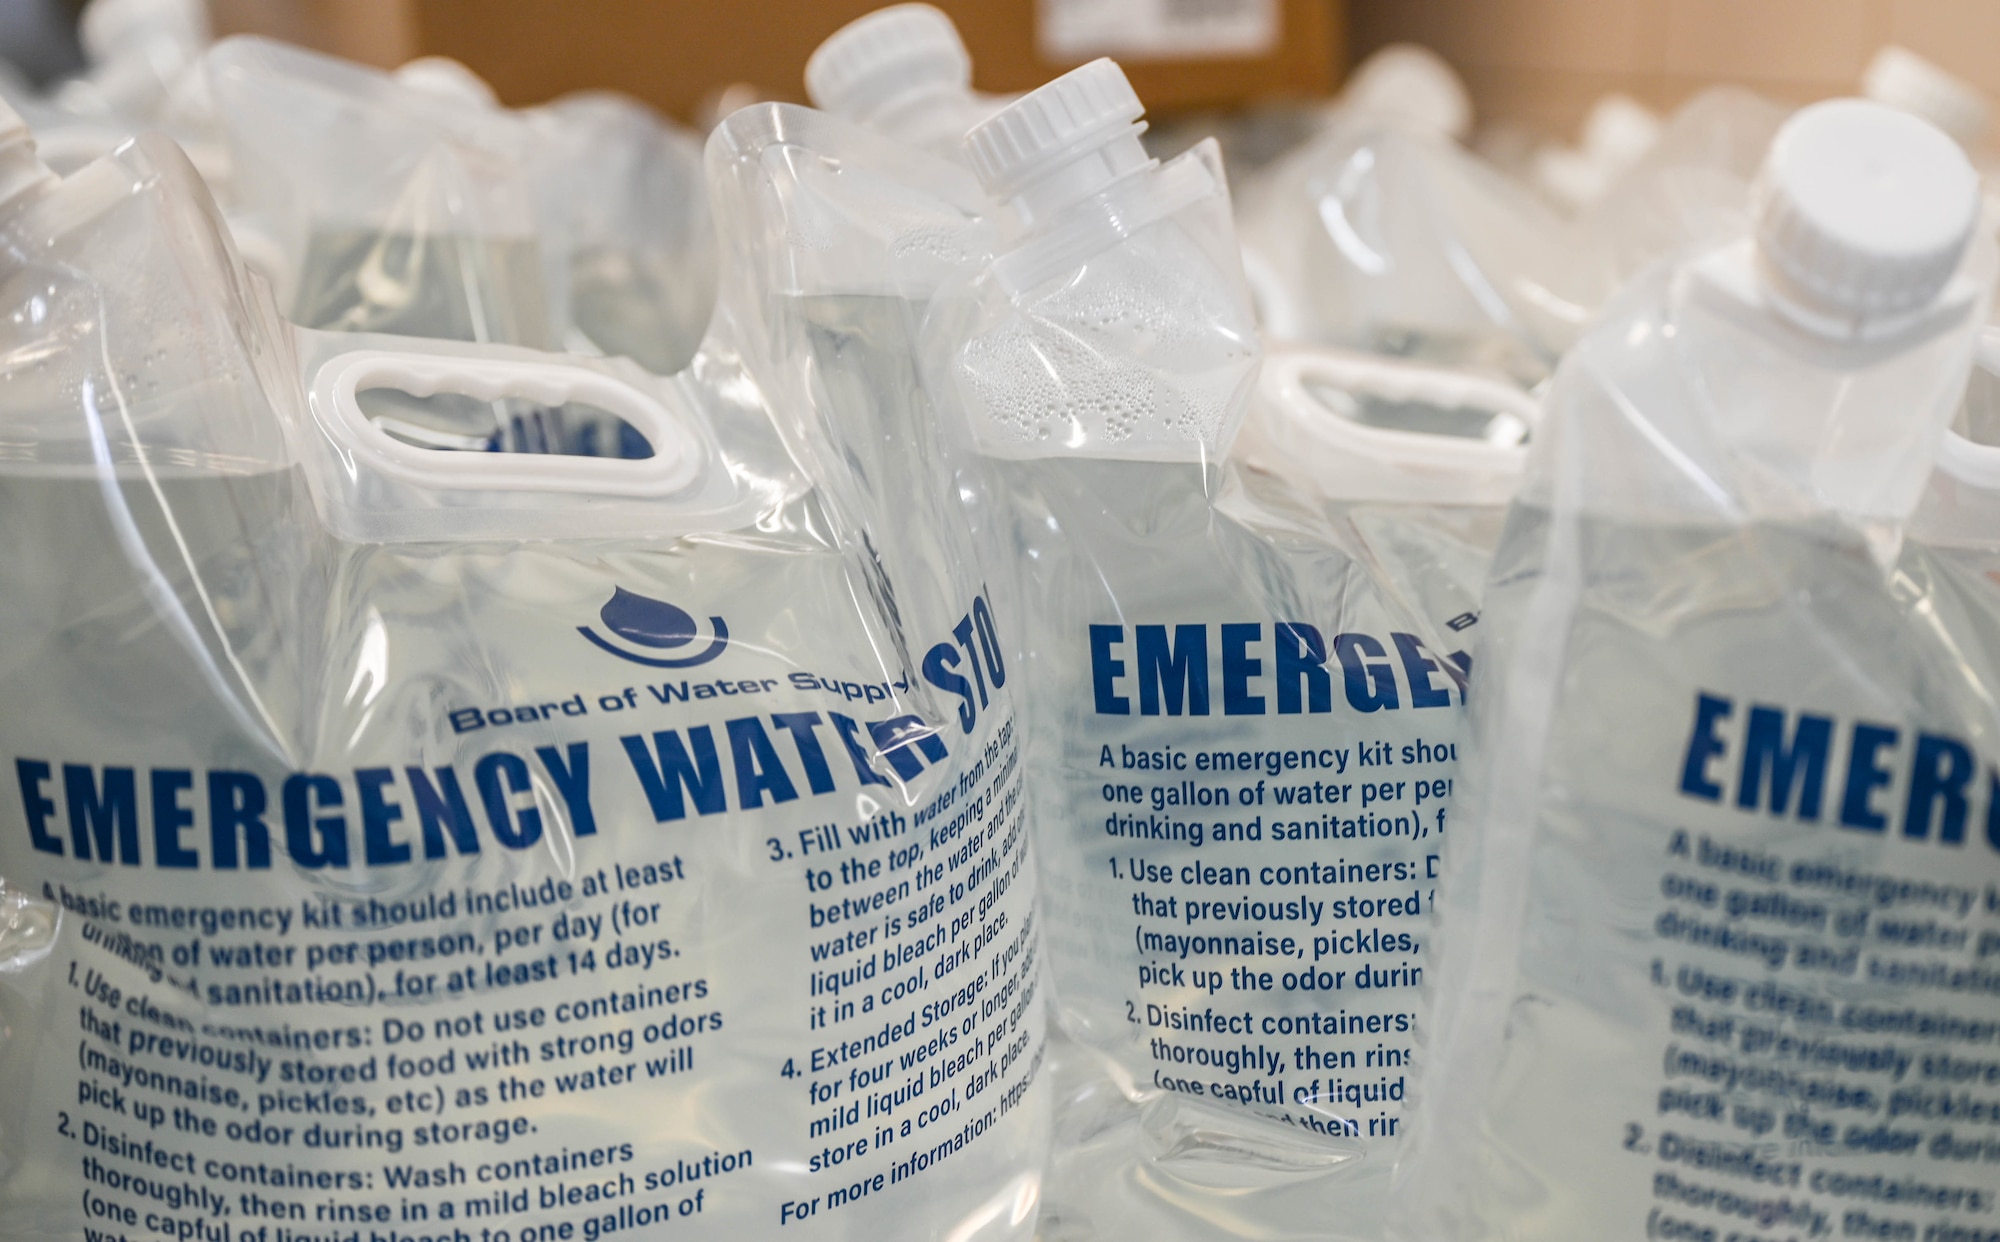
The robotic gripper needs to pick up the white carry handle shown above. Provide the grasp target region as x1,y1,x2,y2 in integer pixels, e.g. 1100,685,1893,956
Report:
311,349,704,497
1938,325,2000,487
1240,247,1304,343
1260,347,1538,469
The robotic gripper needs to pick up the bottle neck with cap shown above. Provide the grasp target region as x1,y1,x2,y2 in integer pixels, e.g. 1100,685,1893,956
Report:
1669,225,1985,528
1000,119,1153,230
1646,100,1984,523
1700,260,1982,528
1685,210,1979,355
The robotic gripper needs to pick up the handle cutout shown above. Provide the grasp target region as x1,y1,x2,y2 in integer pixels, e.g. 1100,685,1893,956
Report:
313,349,701,497
1303,378,1531,446
355,389,656,459
1262,349,1540,473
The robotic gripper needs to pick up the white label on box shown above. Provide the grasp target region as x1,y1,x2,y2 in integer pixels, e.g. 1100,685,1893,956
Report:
1037,0,1281,62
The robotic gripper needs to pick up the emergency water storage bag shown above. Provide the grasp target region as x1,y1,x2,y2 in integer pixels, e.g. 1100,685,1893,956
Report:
702,98,1052,1238
0,90,1044,1239
1391,100,2000,1241
928,60,1537,1239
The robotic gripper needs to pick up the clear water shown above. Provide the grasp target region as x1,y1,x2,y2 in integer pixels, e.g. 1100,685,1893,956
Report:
571,245,711,377
0,469,323,765
791,294,1006,661
293,229,555,346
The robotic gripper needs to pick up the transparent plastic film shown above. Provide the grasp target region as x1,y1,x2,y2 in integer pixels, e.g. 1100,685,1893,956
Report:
1580,87,1792,288
1006,355,1533,1241
706,102,1007,707
205,37,556,350
205,43,721,460
949,140,1260,464
200,36,575,459
0,134,316,770
704,101,1050,1238
0,105,1037,1242
1237,120,1607,386
931,62,1531,1239
1391,105,2000,1242
528,92,717,377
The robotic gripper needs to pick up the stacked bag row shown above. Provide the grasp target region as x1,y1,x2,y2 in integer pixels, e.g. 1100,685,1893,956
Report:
0,4,1995,1240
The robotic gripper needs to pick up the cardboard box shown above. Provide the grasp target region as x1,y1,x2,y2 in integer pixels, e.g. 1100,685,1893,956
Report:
1349,0,2000,140
212,0,1342,123
209,0,418,69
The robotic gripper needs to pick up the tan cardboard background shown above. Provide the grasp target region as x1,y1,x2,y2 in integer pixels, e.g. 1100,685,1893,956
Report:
1348,0,2000,140
210,0,1341,122
208,0,2000,139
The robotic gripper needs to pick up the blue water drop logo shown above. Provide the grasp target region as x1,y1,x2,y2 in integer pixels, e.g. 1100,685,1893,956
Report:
601,588,698,649
579,589,729,668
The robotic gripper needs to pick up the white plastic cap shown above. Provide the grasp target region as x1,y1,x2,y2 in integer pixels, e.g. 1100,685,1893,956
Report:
396,57,501,109
1753,98,1978,330
1341,44,1472,141
79,0,208,62
1535,94,1664,211
806,5,971,122
1531,146,1608,213
1580,93,1662,166
965,57,1143,196
1862,46,1990,151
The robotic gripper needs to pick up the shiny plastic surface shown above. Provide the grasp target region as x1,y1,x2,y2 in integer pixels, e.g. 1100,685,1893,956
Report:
0,111,1043,1239
206,37,557,346
930,125,1531,1237
1391,213,1999,1241
1579,87,1791,287
531,92,716,375
1237,121,1603,385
